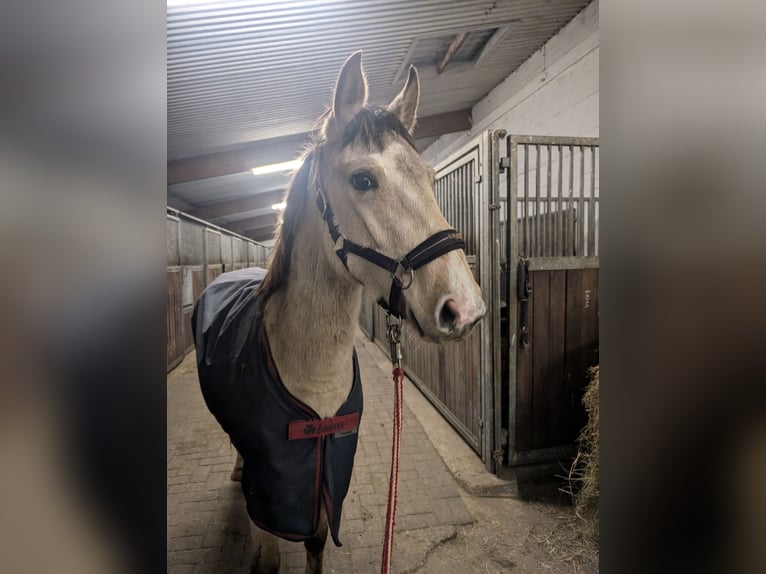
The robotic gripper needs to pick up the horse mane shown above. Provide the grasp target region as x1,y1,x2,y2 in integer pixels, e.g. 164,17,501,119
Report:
256,105,417,301
254,147,314,301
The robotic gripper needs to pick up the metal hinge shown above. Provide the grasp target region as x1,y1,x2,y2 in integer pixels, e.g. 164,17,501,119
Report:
499,157,510,169
489,204,501,211
492,449,504,466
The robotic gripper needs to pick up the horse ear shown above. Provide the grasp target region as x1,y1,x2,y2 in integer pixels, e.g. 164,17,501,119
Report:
327,51,368,139
388,65,420,133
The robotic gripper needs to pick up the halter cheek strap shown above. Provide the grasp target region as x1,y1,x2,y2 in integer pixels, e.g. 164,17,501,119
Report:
316,184,466,319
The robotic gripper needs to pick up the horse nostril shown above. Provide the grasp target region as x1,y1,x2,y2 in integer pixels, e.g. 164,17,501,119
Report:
439,299,457,331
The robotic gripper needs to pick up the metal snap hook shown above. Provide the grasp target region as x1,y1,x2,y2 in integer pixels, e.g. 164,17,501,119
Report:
392,261,414,290
386,313,403,368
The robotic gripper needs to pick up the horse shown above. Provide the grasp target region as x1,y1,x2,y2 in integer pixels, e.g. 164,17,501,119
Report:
192,51,485,574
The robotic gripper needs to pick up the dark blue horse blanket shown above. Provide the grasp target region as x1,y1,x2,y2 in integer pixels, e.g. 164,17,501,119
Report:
191,268,363,546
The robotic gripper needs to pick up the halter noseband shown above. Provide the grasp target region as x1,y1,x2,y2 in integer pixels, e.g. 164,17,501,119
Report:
314,171,466,319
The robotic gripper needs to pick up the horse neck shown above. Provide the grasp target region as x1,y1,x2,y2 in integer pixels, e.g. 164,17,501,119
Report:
263,195,362,419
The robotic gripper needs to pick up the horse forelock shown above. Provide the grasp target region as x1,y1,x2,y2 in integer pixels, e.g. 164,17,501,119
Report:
257,105,417,301
340,105,417,152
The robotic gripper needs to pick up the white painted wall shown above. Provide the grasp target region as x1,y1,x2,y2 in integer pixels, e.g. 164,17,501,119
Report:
423,0,598,165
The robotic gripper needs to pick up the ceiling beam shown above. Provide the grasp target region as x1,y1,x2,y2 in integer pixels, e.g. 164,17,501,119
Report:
227,212,279,233
245,227,277,243
167,109,472,185
413,109,472,139
190,189,286,220
436,32,468,74
168,133,309,186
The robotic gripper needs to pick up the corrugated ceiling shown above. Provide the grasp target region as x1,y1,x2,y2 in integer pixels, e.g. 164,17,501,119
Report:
167,0,592,236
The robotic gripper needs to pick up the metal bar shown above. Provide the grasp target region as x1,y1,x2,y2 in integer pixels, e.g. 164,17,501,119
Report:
589,147,596,256
462,164,466,247
480,130,493,468
526,256,599,271
546,144,552,257
435,196,591,204
490,129,506,474
568,145,574,256
509,135,600,147
450,169,455,229
167,206,271,248
579,146,585,257
471,156,478,254
202,225,209,286
459,165,465,244
175,212,182,269
523,145,529,256
535,144,541,257
506,134,519,463
557,145,564,257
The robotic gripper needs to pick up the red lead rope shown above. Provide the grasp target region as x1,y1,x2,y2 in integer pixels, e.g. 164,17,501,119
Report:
380,366,404,574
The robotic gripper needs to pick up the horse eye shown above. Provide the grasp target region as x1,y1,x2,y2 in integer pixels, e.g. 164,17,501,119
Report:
350,172,377,191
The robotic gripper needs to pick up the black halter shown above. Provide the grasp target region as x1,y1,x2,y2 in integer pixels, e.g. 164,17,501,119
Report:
315,177,466,319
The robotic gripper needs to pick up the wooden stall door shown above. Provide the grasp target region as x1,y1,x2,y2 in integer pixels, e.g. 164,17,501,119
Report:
515,267,598,452
505,136,600,465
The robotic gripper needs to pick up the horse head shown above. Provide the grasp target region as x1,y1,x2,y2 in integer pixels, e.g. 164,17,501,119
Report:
316,52,486,342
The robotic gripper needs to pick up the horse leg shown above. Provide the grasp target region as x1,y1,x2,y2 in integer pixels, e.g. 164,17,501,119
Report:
231,450,244,481
304,509,329,574
249,523,281,574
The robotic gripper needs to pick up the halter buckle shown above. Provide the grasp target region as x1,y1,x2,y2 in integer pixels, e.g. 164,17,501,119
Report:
392,261,414,290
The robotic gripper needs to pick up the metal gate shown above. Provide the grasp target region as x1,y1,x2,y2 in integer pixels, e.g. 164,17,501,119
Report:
370,130,505,469
503,136,600,465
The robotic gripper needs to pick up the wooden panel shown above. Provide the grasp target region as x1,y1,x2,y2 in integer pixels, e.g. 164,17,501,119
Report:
563,268,598,439
404,326,481,452
192,268,205,302
547,270,568,444
207,265,223,284
531,270,551,447
166,271,185,370
183,308,194,355
515,266,598,452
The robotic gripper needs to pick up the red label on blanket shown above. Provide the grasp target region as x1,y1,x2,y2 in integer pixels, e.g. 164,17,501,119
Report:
288,412,360,441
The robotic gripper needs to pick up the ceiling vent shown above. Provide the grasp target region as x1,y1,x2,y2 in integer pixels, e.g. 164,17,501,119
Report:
393,23,514,82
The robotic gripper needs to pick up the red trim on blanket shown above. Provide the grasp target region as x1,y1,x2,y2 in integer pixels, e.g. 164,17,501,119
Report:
288,412,360,441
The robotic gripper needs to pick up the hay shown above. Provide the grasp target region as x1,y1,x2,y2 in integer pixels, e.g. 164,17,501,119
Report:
565,366,599,535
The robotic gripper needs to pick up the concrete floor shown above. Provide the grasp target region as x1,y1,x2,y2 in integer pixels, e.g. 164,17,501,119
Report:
167,333,597,573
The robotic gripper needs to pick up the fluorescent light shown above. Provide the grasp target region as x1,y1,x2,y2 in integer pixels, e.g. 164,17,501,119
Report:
168,0,235,6
251,159,303,176
271,202,287,210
